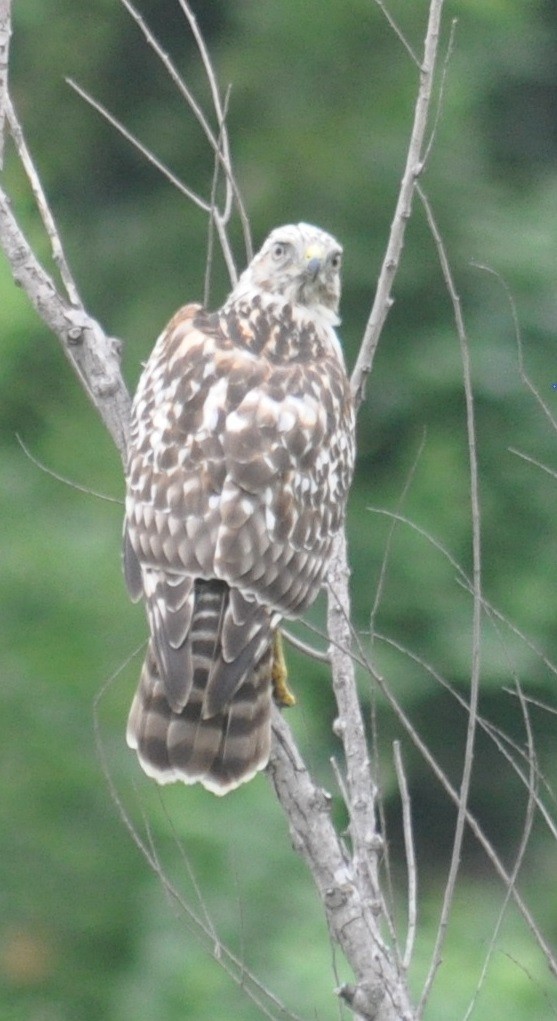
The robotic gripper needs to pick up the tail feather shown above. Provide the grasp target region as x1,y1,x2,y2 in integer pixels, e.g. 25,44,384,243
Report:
127,579,274,794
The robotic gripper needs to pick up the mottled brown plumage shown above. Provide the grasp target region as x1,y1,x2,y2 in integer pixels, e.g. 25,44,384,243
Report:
124,223,355,794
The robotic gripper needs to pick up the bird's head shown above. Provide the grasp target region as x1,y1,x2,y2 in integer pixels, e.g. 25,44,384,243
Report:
231,223,343,322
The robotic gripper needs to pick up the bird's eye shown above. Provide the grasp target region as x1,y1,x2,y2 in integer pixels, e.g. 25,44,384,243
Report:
272,242,287,260
330,251,342,270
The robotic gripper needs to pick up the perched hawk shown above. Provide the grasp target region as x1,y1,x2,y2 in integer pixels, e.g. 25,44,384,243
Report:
123,223,355,794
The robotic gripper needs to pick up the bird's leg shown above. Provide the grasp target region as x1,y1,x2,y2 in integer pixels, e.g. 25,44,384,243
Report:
271,629,296,707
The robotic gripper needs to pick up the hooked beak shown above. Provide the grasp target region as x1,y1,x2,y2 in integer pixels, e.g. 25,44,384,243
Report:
304,245,324,281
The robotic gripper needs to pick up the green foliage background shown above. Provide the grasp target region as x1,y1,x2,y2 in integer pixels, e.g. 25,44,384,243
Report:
1,1,557,1019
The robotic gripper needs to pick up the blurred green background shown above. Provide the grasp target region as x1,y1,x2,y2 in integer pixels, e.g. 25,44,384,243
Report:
1,1,557,1018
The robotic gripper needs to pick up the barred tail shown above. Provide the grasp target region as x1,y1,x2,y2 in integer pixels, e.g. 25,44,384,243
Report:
126,581,273,795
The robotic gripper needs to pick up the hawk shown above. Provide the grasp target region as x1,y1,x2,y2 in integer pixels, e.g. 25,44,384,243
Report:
123,222,355,795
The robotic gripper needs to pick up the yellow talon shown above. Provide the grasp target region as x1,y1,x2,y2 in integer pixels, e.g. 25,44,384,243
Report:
271,630,296,707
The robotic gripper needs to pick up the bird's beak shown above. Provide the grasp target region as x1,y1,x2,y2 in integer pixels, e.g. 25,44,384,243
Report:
304,245,324,281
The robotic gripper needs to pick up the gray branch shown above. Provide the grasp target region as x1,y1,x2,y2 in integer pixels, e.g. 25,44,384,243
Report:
268,711,413,1021
351,0,445,408
0,0,11,167
0,184,131,459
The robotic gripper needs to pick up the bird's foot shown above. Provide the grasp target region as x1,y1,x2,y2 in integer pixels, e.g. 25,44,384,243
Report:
271,630,296,707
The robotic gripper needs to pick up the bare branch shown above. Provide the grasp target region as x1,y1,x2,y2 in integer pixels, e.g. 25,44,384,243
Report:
326,534,379,903
268,709,413,1021
119,0,251,267
472,261,557,434
281,626,330,664
6,4,540,1018
6,98,81,305
373,0,420,67
375,628,552,819
0,182,130,458
415,185,482,1017
176,0,252,261
15,434,123,504
0,0,10,167
94,664,301,1021
462,683,537,1021
367,504,557,685
204,87,240,298
321,535,419,1017
393,742,417,972
360,649,557,979
420,17,457,171
369,429,427,637
66,78,210,215
119,0,219,156
508,447,557,481
351,0,445,406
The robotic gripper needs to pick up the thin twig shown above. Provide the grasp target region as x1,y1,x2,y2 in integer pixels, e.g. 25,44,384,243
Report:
66,78,210,214
356,644,557,979
177,0,252,261
374,629,552,808
177,0,233,221
462,682,537,1021
351,0,446,406
119,0,220,157
281,626,331,664
16,434,122,504
506,689,557,719
508,447,557,481
156,793,221,957
367,431,426,958
0,0,11,168
367,504,557,682
472,261,557,434
93,658,304,1021
375,626,557,930
369,428,427,638
204,139,219,308
393,742,417,972
0,181,131,458
6,97,81,304
203,85,232,306
338,578,557,979
118,0,247,277
373,0,420,67
421,16,457,171
415,184,482,1018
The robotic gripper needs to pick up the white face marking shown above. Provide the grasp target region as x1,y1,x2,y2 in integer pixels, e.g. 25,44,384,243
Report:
228,222,343,322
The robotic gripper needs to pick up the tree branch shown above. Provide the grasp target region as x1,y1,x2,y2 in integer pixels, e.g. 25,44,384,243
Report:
6,98,81,305
66,78,211,216
393,741,417,972
317,1,451,965
0,0,11,168
268,711,413,1021
0,182,131,458
415,185,482,1017
351,0,445,406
